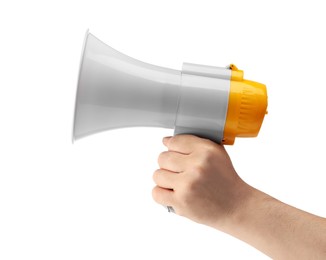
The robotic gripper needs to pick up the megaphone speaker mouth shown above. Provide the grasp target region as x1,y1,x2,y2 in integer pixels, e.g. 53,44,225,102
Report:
72,29,90,143
72,31,268,145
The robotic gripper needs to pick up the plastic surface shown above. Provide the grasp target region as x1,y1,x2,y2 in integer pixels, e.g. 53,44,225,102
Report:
174,63,231,143
73,32,180,141
222,66,268,145
73,31,267,144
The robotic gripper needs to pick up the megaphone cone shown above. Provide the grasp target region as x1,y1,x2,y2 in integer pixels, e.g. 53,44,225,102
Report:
73,31,267,144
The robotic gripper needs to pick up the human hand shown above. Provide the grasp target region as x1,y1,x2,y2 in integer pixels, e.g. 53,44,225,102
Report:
152,135,326,259
152,135,251,229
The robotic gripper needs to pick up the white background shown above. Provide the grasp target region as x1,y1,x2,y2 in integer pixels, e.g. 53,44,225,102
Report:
1,1,326,259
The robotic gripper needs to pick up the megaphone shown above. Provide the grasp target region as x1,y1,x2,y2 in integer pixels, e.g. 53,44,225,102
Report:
73,31,268,144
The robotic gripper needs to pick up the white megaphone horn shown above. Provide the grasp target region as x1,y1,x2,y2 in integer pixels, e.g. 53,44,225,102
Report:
73,31,268,144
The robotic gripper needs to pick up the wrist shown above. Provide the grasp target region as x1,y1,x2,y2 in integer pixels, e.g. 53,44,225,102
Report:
216,182,278,256
215,181,269,234
231,185,270,226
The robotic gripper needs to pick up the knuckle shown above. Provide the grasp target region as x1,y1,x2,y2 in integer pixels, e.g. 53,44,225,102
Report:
177,185,194,209
168,136,178,147
157,151,168,165
160,151,174,165
188,165,208,187
170,134,189,148
174,134,192,146
199,138,217,150
151,186,161,202
199,147,217,164
192,164,206,176
152,169,160,183
203,143,217,155
187,177,200,192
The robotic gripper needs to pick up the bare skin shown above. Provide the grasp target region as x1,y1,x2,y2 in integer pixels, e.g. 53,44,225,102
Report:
152,135,326,260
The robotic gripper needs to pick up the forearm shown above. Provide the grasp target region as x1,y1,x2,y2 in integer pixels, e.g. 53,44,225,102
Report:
218,184,326,259
153,136,326,259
